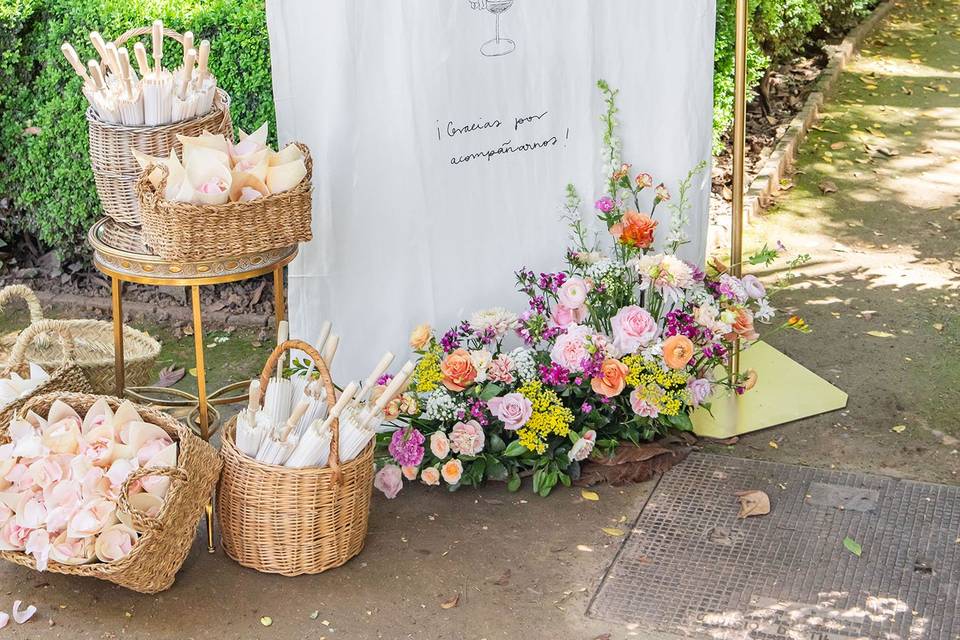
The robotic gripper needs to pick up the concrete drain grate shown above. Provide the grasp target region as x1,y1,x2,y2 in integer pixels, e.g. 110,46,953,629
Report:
588,452,960,640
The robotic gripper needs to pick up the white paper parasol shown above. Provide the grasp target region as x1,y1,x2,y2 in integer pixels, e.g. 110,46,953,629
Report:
116,48,144,126
285,381,358,468
256,400,309,465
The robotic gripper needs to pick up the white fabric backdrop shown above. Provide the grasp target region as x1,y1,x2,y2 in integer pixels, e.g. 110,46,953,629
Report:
266,0,716,380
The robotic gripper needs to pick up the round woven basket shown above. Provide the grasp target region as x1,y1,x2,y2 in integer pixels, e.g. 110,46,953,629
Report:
0,285,160,394
0,320,92,428
137,142,313,261
217,340,373,576
87,26,233,227
0,392,221,593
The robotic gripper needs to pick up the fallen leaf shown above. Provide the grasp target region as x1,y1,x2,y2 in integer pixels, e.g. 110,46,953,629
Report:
768,441,779,449
602,527,625,537
581,489,600,501
260,616,273,627
188,367,198,377
933,323,944,332
843,536,862,557
866,330,896,338
493,570,511,586
818,180,838,194
440,594,460,609
891,425,907,433
154,365,185,388
735,490,771,518
830,141,846,150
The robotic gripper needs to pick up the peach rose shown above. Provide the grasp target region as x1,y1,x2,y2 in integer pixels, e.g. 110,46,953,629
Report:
441,459,463,485
610,211,657,249
409,324,432,350
401,465,419,481
662,335,695,370
421,467,441,486
430,431,450,459
440,349,478,392
725,308,759,342
590,359,629,398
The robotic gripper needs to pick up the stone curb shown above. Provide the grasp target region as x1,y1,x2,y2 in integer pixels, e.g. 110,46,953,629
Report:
742,0,899,221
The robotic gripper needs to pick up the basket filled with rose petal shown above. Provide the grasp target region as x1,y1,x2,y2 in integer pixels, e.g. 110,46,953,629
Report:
0,393,220,593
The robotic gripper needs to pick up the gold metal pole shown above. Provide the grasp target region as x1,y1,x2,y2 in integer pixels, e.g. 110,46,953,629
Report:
110,277,125,396
273,268,285,325
189,285,215,553
730,0,749,378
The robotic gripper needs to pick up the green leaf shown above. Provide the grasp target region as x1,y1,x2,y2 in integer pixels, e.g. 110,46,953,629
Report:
665,412,694,431
503,440,528,457
569,430,580,444
485,456,508,482
488,433,506,453
479,383,503,401
506,473,522,492
843,536,862,557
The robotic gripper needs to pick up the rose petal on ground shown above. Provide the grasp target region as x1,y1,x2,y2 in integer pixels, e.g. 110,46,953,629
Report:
12,600,37,624
440,593,460,609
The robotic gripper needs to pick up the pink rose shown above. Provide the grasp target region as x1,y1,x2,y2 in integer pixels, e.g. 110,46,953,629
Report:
611,305,658,354
550,304,588,328
374,464,403,499
741,275,766,299
430,431,450,460
448,420,485,456
568,430,597,462
486,393,533,430
558,277,589,309
549,324,593,372
486,356,515,384
420,467,441,486
629,389,660,418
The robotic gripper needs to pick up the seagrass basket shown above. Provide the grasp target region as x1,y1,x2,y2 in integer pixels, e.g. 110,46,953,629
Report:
137,142,313,261
0,284,43,363
87,26,233,227
217,340,373,576
0,285,160,394
0,320,92,427
0,392,221,593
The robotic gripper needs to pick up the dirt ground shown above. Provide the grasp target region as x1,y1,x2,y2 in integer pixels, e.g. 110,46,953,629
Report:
1,1,958,638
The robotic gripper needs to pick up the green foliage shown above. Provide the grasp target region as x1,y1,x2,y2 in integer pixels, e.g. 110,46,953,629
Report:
0,0,275,260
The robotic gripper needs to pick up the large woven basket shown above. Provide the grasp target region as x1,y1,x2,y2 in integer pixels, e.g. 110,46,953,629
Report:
87,26,233,228
137,142,313,261
0,320,92,427
0,392,221,593
0,286,160,394
0,284,44,363
218,340,373,576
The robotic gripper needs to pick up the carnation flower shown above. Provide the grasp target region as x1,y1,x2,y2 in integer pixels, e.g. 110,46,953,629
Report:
630,389,660,418
486,355,515,384
388,428,426,467
568,430,597,462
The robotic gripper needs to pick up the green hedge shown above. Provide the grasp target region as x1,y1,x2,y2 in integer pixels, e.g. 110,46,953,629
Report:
0,0,880,259
0,0,274,260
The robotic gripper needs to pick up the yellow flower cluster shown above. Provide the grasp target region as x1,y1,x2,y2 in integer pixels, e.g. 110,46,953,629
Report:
516,380,574,454
414,347,443,393
622,354,691,417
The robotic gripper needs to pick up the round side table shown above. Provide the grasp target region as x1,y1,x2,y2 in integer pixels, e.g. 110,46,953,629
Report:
88,218,298,551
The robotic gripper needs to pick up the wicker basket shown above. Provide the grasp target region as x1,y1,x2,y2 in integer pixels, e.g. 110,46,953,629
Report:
0,392,221,593
0,284,44,363
87,26,233,227
217,340,373,576
0,320,93,428
0,286,160,394
137,142,313,261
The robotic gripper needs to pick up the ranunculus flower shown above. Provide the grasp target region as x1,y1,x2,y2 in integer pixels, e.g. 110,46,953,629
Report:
630,390,660,418
551,304,588,328
95,524,138,563
662,335,695,370
590,359,629,397
401,466,419,481
430,431,450,460
558,277,589,309
409,324,432,350
441,459,463,485
610,211,657,249
741,274,766,300
449,420,485,456
420,467,441,486
725,308,760,342
374,465,403,499
611,305,658,353
549,324,593,372
487,393,533,430
440,349,478,392
568,430,597,462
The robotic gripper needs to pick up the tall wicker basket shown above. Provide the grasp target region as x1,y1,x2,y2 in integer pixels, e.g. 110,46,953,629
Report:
87,26,233,228
0,392,221,593
217,340,373,576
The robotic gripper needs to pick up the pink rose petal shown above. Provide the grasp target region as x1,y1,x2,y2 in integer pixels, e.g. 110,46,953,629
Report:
0,611,8,628
12,600,37,624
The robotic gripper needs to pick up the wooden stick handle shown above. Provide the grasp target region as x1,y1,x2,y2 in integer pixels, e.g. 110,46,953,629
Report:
89,31,108,61
87,60,105,91
151,20,163,70
361,352,395,401
246,379,262,413
197,40,210,80
61,42,90,81
133,42,151,77
179,48,196,97
182,31,194,67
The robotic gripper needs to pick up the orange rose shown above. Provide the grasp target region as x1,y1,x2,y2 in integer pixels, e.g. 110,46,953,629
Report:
725,308,759,342
409,323,432,350
590,358,629,398
610,211,657,249
440,348,478,392
663,335,695,370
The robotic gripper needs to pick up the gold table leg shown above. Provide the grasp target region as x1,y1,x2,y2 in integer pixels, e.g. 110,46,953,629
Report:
111,277,125,396
273,267,285,324
189,285,215,553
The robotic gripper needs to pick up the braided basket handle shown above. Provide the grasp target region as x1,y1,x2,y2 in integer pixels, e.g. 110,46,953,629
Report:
118,466,188,532
137,162,169,206
0,284,44,326
113,26,186,48
258,339,342,484
3,319,78,376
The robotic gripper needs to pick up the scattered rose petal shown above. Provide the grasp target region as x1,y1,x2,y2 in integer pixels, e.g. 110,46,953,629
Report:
493,569,511,586
576,544,593,552
735,490,771,518
12,600,37,624
0,612,8,628
310,610,319,620
440,593,460,609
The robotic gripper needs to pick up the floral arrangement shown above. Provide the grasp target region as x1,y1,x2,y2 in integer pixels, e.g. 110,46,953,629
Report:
372,81,809,498
0,399,176,570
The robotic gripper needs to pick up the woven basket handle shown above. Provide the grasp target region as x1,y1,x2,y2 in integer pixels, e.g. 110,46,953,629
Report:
137,162,169,205
258,339,343,483
118,466,189,532
0,284,44,327
3,319,78,376
113,26,186,48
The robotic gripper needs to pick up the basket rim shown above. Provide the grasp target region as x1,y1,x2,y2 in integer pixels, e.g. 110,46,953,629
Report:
86,88,231,134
